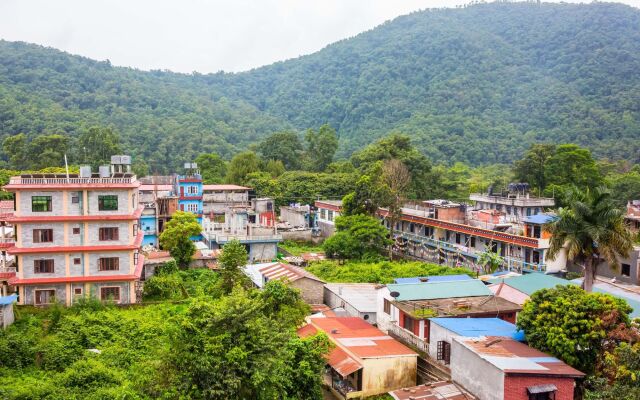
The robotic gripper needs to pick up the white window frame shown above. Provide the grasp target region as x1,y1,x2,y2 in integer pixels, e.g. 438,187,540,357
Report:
187,203,199,213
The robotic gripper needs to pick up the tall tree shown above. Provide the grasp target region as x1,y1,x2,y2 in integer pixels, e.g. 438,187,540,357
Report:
545,144,602,192
195,153,227,184
545,186,633,292
513,143,556,194
2,133,30,170
323,215,392,260
225,151,261,185
159,211,202,268
381,159,411,259
75,126,122,167
305,124,338,172
217,240,251,294
258,131,304,170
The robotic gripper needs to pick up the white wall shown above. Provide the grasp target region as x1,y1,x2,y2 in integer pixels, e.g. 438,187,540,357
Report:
451,338,504,400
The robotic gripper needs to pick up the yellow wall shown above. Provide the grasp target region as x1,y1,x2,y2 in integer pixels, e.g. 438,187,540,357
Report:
360,356,417,397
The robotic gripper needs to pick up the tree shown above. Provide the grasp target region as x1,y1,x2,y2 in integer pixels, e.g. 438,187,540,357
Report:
217,240,251,294
75,126,122,167
225,151,261,185
195,153,227,184
2,133,30,170
513,144,555,194
545,186,633,292
323,215,392,260
381,159,411,259
517,285,633,374
159,211,202,268
545,144,602,192
258,131,304,170
305,124,338,172
341,162,391,216
477,250,504,274
264,159,285,177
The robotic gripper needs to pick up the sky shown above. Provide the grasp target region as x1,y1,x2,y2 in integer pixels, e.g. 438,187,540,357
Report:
0,0,638,74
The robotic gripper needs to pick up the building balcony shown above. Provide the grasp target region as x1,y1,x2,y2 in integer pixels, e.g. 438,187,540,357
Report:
207,233,283,244
469,193,555,207
5,175,138,189
387,323,428,354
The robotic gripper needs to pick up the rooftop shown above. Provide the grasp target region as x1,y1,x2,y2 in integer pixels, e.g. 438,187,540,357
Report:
430,317,525,341
300,317,417,359
139,184,174,192
488,273,573,296
571,277,640,319
394,295,521,319
5,174,138,189
393,274,472,284
522,214,557,225
315,199,342,207
324,283,380,312
389,381,476,400
387,280,492,301
203,184,251,191
456,336,584,377
244,262,324,287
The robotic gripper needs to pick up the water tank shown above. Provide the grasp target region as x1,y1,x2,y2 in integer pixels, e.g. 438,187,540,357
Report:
110,155,122,164
79,165,91,178
98,165,110,178
119,155,131,165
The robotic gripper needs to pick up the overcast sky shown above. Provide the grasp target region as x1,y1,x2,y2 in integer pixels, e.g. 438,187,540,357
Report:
0,0,638,73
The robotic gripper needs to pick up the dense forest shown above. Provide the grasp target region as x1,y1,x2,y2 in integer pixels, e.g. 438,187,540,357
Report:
1,2,639,171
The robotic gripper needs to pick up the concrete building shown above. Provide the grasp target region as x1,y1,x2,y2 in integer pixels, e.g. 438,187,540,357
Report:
244,261,324,304
427,318,524,367
279,204,311,228
451,336,584,400
202,184,250,215
323,283,380,324
4,156,145,305
299,316,418,399
377,280,521,353
315,200,342,237
138,183,176,247
0,293,17,328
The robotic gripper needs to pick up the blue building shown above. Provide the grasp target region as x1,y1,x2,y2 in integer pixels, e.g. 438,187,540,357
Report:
176,163,204,240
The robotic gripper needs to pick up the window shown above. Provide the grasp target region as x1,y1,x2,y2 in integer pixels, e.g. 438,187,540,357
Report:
328,210,334,221
437,340,451,364
72,227,80,234
527,385,557,400
31,196,52,212
98,257,119,271
187,186,198,194
320,209,327,220
455,233,461,244
74,287,83,296
71,196,79,204
470,236,476,247
98,195,118,211
73,257,81,265
622,263,631,277
526,207,532,216
35,289,56,305
34,259,54,274
134,250,139,266
187,203,199,213
402,314,415,332
33,229,53,243
100,287,121,302
99,227,119,241
383,298,391,315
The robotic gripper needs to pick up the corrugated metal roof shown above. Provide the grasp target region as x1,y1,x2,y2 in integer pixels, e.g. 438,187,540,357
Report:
488,273,573,296
456,336,584,377
327,347,363,377
393,274,472,284
430,317,525,341
389,381,476,400
387,279,492,301
571,278,640,318
245,262,324,288
0,294,17,306
522,214,557,225
324,283,379,312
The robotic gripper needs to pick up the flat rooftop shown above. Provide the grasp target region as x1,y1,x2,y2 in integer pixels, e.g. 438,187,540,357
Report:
394,295,521,319
430,317,525,341
387,280,493,302
324,283,380,313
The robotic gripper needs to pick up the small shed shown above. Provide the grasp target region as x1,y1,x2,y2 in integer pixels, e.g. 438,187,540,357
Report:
323,283,380,324
244,262,325,304
0,294,17,329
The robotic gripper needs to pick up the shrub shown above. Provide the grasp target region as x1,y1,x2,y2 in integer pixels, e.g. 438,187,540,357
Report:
143,274,183,300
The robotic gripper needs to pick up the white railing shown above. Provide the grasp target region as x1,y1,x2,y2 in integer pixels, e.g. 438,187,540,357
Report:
388,323,429,353
213,234,283,243
0,238,14,243
469,193,555,207
9,176,136,185
0,267,16,273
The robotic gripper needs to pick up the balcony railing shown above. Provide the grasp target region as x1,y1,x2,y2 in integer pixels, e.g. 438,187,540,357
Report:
388,323,429,353
9,176,136,185
0,266,16,273
211,234,283,243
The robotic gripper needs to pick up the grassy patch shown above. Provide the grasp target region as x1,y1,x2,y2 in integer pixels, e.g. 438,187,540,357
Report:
279,240,324,256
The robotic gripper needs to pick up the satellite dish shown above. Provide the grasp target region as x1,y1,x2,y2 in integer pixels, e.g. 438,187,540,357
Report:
390,291,400,298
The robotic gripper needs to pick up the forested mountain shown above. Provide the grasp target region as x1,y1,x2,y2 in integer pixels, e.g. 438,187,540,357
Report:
0,2,639,170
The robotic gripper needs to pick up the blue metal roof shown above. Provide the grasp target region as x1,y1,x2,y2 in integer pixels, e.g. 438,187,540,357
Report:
393,274,473,284
430,317,525,341
522,214,556,225
0,294,17,306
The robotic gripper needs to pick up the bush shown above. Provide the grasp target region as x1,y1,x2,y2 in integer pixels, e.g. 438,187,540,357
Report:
155,260,179,276
62,358,122,389
142,274,184,300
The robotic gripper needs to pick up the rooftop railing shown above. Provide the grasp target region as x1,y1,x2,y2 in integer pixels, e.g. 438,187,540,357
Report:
9,176,137,185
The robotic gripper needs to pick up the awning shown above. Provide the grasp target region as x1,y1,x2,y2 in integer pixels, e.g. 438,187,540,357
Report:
527,384,557,394
328,347,363,377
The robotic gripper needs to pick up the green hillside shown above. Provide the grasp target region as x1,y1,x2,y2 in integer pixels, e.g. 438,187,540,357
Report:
0,2,639,169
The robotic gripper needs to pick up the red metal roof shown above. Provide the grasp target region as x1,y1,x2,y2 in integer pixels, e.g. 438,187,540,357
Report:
6,207,143,223
314,200,342,212
297,322,363,377
203,184,251,191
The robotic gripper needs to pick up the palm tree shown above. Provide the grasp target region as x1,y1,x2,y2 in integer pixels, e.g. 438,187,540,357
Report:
545,186,633,292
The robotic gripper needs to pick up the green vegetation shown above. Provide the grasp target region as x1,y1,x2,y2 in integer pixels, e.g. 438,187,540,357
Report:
279,240,323,257
0,272,329,399
307,260,472,284
159,211,202,268
323,215,392,260
1,3,640,170
217,239,252,295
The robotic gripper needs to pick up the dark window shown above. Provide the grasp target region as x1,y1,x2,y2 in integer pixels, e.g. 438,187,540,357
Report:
383,298,391,315
33,229,53,243
74,287,83,295
455,233,461,244
100,287,121,302
622,263,631,277
98,257,119,271
73,257,81,265
437,340,451,364
98,195,118,211
32,196,52,212
470,236,476,247
34,259,54,274
528,391,556,400
35,289,56,305
71,196,79,204
72,227,80,234
99,227,119,241
402,314,415,332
